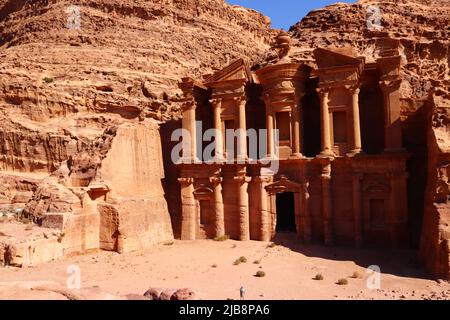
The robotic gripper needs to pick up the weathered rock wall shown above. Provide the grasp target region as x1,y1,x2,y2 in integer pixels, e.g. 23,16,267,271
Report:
419,86,450,279
18,120,173,262
0,0,273,209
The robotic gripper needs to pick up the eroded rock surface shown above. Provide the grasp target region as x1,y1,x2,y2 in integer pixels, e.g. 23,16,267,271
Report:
0,0,273,262
420,87,450,279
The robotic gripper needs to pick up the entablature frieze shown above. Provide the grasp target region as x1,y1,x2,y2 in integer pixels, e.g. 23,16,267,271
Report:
255,63,311,84
265,175,303,194
207,78,247,94
210,90,246,102
314,64,362,83
253,175,273,185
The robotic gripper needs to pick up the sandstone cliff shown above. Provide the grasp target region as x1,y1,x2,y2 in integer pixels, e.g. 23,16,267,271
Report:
420,86,450,279
0,0,272,193
0,0,273,260
1,0,449,281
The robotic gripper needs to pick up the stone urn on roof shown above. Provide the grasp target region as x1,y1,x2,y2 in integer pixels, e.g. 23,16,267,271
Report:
274,30,292,62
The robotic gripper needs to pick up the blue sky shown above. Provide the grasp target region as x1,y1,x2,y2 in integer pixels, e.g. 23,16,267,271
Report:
227,0,356,30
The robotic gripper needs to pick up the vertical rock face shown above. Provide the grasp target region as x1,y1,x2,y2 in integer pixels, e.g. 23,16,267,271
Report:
420,87,450,279
0,0,273,202
22,120,173,257
100,124,165,199
0,0,274,259
97,122,173,252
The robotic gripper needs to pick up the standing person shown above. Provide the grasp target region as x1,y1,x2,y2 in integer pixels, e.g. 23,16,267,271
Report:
240,286,246,300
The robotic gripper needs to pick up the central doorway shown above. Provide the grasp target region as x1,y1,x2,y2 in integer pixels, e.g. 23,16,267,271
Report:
275,192,296,232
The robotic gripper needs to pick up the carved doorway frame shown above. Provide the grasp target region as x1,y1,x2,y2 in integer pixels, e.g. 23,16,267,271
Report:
265,175,303,239
193,185,214,239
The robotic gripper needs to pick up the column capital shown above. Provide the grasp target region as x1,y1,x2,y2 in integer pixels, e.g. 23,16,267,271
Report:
233,95,247,103
209,98,222,106
234,175,251,184
302,180,310,191
321,163,332,180
316,87,331,99
344,85,360,95
262,93,272,105
178,177,194,186
379,79,402,93
254,176,272,184
209,176,223,185
181,99,196,111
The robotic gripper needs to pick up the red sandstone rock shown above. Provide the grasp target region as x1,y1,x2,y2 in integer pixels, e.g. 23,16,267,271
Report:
0,0,448,283
419,86,450,279
143,287,165,300
0,0,273,263
170,288,199,300
159,288,178,301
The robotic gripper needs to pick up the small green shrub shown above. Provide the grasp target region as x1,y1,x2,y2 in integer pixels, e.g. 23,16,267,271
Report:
336,278,348,285
233,256,247,265
211,264,218,268
43,77,54,84
255,271,266,277
213,235,229,241
253,260,260,264
313,273,324,280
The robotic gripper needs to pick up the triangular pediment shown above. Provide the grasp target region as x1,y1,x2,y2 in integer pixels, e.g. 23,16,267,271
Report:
314,47,363,69
205,59,252,83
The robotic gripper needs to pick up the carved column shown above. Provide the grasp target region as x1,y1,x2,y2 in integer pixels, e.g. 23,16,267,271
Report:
211,98,224,161
380,79,403,152
178,177,196,240
181,101,197,162
264,95,275,158
255,176,272,241
348,86,362,155
302,180,312,244
291,95,304,158
210,176,225,238
236,96,248,161
234,174,251,241
352,173,363,248
321,163,334,246
317,88,333,157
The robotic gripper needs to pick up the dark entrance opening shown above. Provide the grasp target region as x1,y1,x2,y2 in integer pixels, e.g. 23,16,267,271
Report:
276,192,296,232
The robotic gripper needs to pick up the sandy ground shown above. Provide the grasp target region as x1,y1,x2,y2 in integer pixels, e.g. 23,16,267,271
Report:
0,234,449,300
